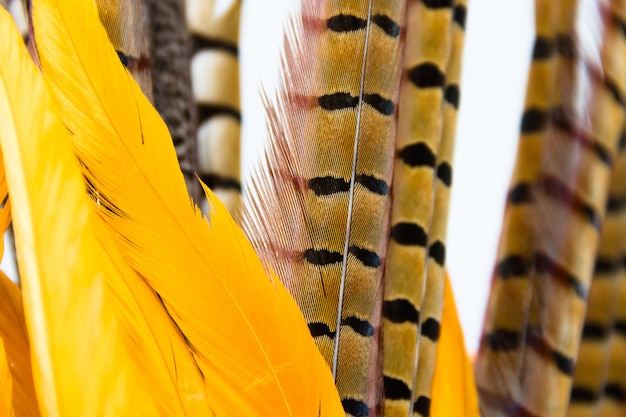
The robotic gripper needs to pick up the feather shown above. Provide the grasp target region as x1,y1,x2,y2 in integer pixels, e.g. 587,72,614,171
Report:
141,0,200,201
567,123,626,415
187,0,243,216
242,1,406,414
96,0,154,102
0,270,39,417
28,0,342,414
475,1,626,415
430,273,480,417
0,10,164,414
0,338,15,417
380,0,459,415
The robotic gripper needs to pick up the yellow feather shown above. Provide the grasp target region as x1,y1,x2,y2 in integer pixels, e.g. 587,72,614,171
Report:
430,274,479,417
0,270,39,417
29,0,342,414
0,8,163,416
0,338,15,417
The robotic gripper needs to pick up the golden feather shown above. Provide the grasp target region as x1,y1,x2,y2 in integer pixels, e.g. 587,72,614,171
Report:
26,0,343,414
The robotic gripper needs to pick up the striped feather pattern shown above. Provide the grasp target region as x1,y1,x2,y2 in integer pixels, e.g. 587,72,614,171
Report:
412,0,467,415
475,0,626,416
243,1,406,415
186,0,242,216
380,0,457,416
567,124,626,417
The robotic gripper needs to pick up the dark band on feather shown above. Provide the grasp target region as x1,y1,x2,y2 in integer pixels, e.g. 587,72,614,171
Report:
444,84,460,108
356,174,389,195
413,396,431,417
437,162,452,186
308,176,350,195
532,37,555,60
371,14,401,37
593,257,622,275
429,241,446,266
197,104,241,123
615,320,626,336
607,194,626,212
317,92,394,115
581,322,612,340
327,13,400,38
199,174,241,191
497,254,589,299
383,299,420,324
605,383,626,402
349,245,381,268
383,376,412,400
570,386,598,403
303,249,343,266
556,34,577,59
115,50,151,72
421,318,441,341
189,34,238,55
341,399,369,417
327,14,367,32
399,142,437,168
308,322,333,338
408,63,445,89
520,108,548,133
421,0,453,8
482,328,575,376
453,5,467,29
342,316,375,337
507,177,602,231
390,222,428,246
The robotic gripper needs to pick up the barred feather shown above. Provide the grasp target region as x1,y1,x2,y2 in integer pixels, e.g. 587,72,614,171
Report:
475,1,626,415
243,1,406,415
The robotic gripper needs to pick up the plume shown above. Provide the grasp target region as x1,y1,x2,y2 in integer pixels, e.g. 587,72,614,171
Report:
242,1,407,414
0,10,164,414
27,0,342,414
0,270,39,417
187,0,243,216
475,1,626,415
567,120,626,415
0,338,15,417
380,0,468,415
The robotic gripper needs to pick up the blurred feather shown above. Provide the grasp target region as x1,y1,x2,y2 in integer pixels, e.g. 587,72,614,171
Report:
28,0,342,414
187,0,243,216
0,338,15,417
475,0,626,415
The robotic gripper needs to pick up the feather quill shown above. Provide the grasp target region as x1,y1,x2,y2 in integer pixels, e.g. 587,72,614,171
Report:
475,1,626,415
243,1,406,414
29,0,342,414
